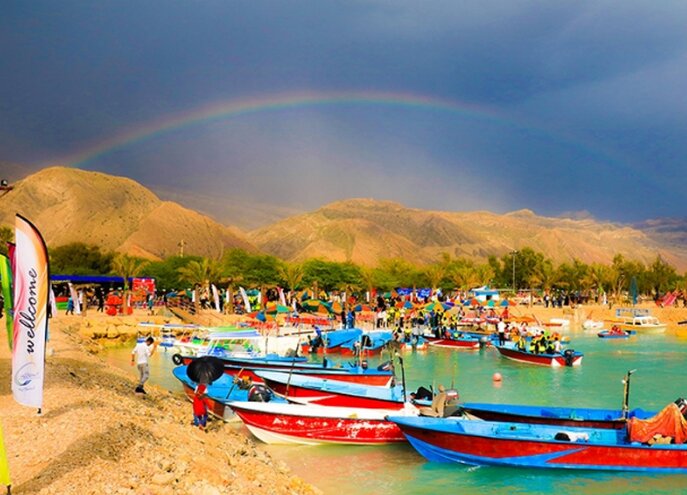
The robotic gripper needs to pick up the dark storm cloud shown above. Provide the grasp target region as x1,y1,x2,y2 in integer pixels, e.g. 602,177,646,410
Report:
1,1,686,222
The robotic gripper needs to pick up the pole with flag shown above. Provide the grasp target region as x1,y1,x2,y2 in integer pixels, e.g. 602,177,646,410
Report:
11,214,50,413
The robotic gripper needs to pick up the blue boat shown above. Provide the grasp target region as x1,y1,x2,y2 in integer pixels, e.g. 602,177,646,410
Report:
388,408,687,472
172,365,284,421
340,331,392,354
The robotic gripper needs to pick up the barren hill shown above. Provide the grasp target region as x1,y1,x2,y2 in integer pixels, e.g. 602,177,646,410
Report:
248,198,687,270
0,166,255,259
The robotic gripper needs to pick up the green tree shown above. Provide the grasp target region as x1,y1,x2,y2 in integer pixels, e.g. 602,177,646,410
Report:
144,255,202,291
646,255,678,298
177,258,222,313
301,259,362,293
279,262,304,291
51,243,114,275
528,259,556,295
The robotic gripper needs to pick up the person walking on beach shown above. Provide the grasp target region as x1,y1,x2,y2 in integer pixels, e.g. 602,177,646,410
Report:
130,336,158,394
66,296,75,315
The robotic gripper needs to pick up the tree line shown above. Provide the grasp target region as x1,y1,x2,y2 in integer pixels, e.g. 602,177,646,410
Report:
42,241,686,303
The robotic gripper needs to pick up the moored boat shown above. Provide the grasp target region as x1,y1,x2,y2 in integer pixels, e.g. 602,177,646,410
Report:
230,401,419,445
608,308,667,334
598,327,633,339
256,370,406,409
494,344,583,367
388,404,687,472
425,335,481,350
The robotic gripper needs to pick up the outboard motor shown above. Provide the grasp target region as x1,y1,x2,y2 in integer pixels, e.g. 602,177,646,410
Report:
411,386,434,402
248,384,273,402
563,349,575,367
361,334,372,348
675,398,687,420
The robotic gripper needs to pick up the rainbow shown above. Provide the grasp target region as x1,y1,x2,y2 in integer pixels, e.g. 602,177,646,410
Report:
57,90,629,170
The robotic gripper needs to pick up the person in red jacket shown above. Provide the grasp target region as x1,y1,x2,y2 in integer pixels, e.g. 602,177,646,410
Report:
192,384,210,431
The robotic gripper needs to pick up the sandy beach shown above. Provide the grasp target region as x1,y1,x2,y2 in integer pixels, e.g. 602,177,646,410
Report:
0,312,320,495
2,302,687,494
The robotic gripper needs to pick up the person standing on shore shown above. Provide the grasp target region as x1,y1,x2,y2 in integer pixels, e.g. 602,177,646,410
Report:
192,383,210,431
130,336,158,394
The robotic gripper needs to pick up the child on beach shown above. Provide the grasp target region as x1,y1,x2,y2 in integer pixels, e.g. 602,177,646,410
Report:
192,384,210,431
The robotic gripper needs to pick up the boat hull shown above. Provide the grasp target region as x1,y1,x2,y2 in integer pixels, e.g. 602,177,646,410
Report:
231,402,410,445
460,402,653,430
495,346,583,367
391,418,687,472
617,323,667,334
426,337,480,350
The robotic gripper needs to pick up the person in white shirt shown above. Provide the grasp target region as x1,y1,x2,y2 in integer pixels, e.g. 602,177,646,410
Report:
497,318,506,346
131,337,157,394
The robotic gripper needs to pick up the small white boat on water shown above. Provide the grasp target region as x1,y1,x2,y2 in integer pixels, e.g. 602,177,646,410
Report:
608,308,667,334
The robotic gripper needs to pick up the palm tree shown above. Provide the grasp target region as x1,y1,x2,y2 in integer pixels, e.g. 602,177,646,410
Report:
359,267,377,302
424,265,445,294
528,260,556,295
177,258,222,313
451,262,483,292
279,262,304,304
111,254,149,314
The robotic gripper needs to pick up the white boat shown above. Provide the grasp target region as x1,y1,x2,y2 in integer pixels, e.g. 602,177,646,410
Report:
609,308,667,334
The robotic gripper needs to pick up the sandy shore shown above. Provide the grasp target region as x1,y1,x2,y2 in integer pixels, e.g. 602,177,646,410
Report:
0,312,321,495
2,302,687,494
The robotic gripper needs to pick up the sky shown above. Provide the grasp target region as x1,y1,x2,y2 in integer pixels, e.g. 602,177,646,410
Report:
1,1,687,225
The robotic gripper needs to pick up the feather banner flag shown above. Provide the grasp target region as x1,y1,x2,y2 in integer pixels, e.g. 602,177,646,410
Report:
239,287,251,313
11,214,50,410
0,254,14,350
211,284,220,313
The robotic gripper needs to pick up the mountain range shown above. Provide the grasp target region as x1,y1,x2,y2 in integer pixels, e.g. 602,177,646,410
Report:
1,166,686,270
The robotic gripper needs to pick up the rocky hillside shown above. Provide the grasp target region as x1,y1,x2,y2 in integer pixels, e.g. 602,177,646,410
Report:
0,166,256,259
248,198,687,270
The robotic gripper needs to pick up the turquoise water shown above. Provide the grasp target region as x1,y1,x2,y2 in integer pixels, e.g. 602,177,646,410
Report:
104,330,687,494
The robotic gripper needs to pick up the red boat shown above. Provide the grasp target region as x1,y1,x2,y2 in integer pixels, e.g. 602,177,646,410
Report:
230,401,418,445
257,371,406,409
495,344,583,367
425,336,480,350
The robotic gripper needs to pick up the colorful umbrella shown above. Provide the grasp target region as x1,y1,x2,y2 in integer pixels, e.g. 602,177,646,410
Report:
353,303,373,312
301,299,333,314
265,302,290,314
396,301,415,310
330,301,344,314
